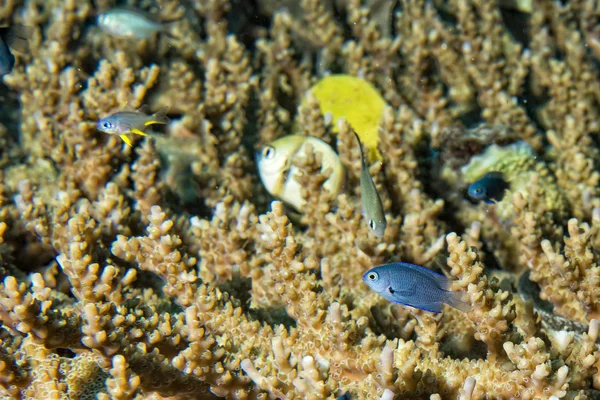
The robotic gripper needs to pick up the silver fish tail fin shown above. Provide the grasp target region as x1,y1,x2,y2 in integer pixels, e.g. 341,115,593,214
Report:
444,291,471,313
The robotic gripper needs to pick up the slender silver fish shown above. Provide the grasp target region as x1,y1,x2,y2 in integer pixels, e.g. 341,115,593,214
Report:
97,8,163,39
362,262,471,313
352,129,386,237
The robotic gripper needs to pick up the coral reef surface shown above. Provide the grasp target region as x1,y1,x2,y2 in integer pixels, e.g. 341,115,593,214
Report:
0,0,599,399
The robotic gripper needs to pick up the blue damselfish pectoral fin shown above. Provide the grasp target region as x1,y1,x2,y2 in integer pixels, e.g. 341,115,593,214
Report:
388,281,417,297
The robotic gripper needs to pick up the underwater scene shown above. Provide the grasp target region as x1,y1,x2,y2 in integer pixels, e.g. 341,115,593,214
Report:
1,0,600,398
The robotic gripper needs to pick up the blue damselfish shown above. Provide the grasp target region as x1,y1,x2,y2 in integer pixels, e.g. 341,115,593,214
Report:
362,262,471,313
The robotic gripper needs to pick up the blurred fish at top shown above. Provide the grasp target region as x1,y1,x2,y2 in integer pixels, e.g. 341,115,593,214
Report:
97,8,164,39
96,106,169,147
362,262,471,314
0,25,32,76
467,171,509,204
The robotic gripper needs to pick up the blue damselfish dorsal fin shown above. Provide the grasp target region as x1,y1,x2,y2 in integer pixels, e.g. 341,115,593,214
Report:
389,261,451,290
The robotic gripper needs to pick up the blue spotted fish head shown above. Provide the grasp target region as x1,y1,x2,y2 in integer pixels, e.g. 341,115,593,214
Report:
96,115,119,135
362,267,389,294
467,172,508,204
467,180,488,201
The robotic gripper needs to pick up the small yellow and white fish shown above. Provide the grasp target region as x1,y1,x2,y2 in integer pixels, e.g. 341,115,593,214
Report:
256,135,345,212
97,8,164,39
96,106,169,147
352,129,386,237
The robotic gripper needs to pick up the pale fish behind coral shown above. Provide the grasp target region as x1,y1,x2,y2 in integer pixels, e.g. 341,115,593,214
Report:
97,8,164,39
256,134,344,212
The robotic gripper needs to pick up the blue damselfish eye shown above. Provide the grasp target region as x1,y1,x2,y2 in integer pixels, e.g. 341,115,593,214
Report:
102,121,111,129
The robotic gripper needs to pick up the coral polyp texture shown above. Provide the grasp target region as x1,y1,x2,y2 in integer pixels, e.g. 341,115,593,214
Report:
1,0,600,399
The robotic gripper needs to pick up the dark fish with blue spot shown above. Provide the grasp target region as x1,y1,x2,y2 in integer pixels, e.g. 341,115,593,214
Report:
0,25,32,76
467,171,509,204
362,262,471,314
337,393,351,400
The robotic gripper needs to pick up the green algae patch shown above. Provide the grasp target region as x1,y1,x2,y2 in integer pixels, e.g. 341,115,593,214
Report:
310,74,387,162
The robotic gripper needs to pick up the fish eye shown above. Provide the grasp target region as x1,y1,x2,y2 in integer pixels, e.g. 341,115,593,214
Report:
369,219,376,231
263,146,275,159
367,272,378,282
473,188,481,194
101,121,111,129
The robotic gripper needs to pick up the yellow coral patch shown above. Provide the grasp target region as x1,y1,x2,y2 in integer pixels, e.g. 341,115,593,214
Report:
310,74,387,162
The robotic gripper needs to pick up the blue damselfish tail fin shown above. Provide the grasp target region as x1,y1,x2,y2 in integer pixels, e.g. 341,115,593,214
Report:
444,291,472,312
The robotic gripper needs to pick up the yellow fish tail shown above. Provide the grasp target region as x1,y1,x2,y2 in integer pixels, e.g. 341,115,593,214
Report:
120,134,133,146
131,128,148,136
144,106,170,126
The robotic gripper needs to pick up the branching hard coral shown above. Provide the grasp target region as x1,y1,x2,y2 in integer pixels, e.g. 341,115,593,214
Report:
542,219,600,321
394,2,456,128
187,196,260,285
0,275,83,349
548,116,600,220
131,139,164,221
99,354,140,400
112,206,198,306
2,0,600,398
446,233,517,360
512,191,595,323
291,0,344,68
449,0,536,142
